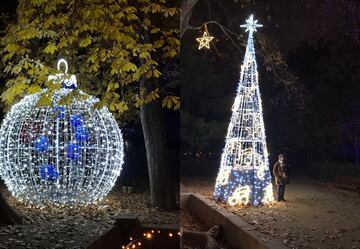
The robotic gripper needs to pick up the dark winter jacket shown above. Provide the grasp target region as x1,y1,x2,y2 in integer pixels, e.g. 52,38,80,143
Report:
273,161,289,185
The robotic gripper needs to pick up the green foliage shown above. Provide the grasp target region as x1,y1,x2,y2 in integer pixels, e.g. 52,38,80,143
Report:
181,111,227,152
0,0,179,123
180,42,233,152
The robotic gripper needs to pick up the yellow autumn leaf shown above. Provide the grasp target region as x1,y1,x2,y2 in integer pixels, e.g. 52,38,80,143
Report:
143,18,151,27
109,104,115,111
18,27,38,40
27,85,42,94
162,96,180,110
43,42,57,54
116,101,128,113
174,101,180,110
139,51,150,59
163,49,177,58
122,62,137,72
126,13,138,21
154,39,165,48
150,28,161,34
5,43,21,53
153,69,161,78
3,53,14,62
79,36,92,48
87,53,97,63
135,98,145,108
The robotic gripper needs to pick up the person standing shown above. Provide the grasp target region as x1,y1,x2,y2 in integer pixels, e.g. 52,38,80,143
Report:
273,154,289,201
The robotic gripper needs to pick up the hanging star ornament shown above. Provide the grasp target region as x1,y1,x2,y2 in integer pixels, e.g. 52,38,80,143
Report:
196,28,214,50
240,14,262,33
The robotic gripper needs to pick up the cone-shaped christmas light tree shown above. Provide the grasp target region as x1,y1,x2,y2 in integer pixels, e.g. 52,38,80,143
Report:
214,15,274,206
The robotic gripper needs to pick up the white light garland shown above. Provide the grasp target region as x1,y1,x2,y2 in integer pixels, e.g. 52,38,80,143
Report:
214,15,274,206
0,59,124,205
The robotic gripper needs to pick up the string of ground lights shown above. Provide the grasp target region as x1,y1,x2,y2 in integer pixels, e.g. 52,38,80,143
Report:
121,230,180,249
0,59,124,205
214,15,274,206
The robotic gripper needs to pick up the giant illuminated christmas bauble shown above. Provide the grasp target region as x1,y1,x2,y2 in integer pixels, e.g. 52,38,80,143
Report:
0,59,124,205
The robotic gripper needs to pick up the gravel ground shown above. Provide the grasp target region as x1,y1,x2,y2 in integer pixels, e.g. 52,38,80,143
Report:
0,185,178,249
181,176,360,249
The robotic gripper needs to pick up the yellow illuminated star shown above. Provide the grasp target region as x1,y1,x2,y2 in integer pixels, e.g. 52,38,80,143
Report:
196,30,214,50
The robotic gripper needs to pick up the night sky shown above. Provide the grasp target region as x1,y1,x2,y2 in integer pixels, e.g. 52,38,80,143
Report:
181,0,360,176
188,0,360,51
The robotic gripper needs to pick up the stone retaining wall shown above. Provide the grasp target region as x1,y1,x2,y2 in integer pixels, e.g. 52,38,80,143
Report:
181,193,288,249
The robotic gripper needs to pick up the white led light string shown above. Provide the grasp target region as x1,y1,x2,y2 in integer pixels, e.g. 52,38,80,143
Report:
0,60,124,205
92,107,110,201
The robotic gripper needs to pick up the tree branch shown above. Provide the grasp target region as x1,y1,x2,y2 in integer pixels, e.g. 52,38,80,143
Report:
180,0,199,38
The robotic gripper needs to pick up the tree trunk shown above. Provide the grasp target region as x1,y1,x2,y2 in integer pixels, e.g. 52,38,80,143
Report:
140,100,176,210
0,192,22,226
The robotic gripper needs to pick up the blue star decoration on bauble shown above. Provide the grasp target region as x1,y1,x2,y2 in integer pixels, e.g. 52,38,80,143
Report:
67,143,81,160
34,136,50,153
75,126,90,142
70,114,84,127
40,164,59,181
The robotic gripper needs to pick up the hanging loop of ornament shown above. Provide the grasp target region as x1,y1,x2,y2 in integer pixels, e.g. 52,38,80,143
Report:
204,24,209,33
57,58,68,73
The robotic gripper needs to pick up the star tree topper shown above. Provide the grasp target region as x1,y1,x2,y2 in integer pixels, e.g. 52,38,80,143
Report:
196,26,214,50
240,14,263,34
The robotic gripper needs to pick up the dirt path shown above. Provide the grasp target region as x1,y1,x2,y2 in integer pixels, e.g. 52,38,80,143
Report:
181,176,360,249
